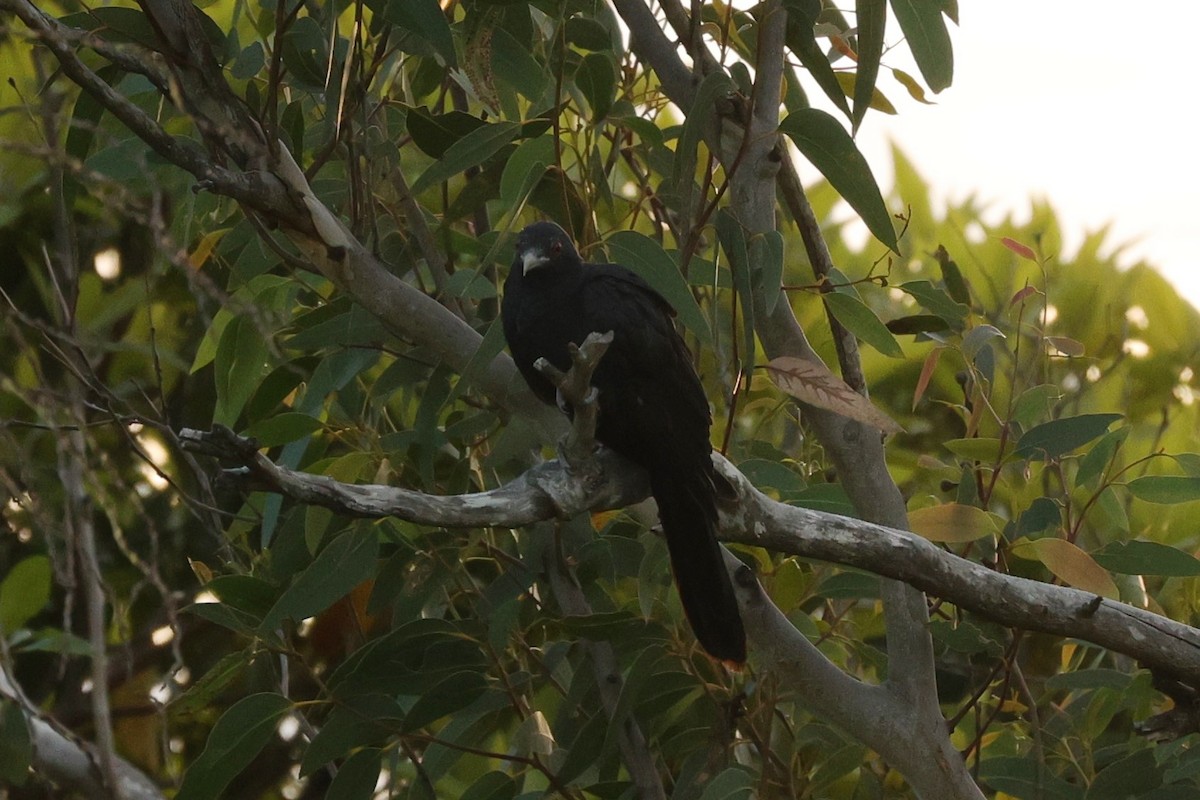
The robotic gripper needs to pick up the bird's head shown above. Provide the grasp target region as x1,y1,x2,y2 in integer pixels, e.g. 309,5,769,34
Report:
513,221,581,275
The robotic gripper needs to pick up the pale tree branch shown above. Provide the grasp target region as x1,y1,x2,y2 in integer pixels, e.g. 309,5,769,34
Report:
1,646,164,799
179,425,1200,691
606,0,962,793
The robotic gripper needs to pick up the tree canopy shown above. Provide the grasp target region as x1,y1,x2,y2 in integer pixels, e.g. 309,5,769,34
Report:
3,1,1200,799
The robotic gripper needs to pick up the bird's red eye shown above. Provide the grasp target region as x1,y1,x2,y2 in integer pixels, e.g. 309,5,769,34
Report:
551,242,562,254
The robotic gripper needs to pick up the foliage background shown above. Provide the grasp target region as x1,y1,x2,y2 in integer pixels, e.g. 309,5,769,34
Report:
3,0,1200,798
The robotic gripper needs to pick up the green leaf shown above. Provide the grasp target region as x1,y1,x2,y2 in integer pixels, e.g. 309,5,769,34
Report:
852,0,887,132
169,651,253,715
891,0,953,93
490,28,546,102
1011,383,1062,429
932,245,971,304
411,121,520,195
0,556,51,633
697,765,756,800
565,16,613,51
779,109,897,252
1172,453,1200,476
382,0,455,66
1074,427,1129,488
605,231,711,344
402,669,490,732
324,749,383,800
176,693,292,800
279,17,328,90
898,280,968,326
823,292,904,358
499,135,553,208
261,529,379,631
1092,541,1200,577
405,107,485,159
244,412,324,447
1014,414,1123,460
672,73,733,216
1044,668,1132,692
0,701,31,787
60,6,165,49
575,52,616,122
960,324,1004,362
1087,748,1161,799
460,771,518,800
1095,485,1130,532
1127,475,1200,504
213,315,271,427
784,4,850,117
753,230,785,315
886,314,950,335
715,210,755,372
301,695,402,775
1014,497,1060,538
943,437,1004,464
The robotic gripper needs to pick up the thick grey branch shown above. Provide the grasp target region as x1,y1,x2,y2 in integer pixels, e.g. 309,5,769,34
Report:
0,664,163,800
182,425,1200,688
714,458,1200,686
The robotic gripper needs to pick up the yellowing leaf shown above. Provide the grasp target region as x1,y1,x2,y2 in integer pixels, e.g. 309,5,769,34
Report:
833,73,897,114
765,356,903,434
943,437,1006,464
891,68,936,105
1009,538,1119,599
188,227,231,270
908,503,1000,543
590,509,620,531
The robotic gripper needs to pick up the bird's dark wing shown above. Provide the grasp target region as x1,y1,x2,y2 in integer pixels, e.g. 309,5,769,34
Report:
579,265,745,664
577,264,711,466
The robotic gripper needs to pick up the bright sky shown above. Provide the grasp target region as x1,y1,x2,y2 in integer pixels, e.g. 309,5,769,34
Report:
850,2,1200,310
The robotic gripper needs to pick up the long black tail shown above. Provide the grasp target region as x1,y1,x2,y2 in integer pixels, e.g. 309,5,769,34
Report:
650,466,746,665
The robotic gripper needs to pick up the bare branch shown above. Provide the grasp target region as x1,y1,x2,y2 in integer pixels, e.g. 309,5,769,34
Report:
533,330,614,467
180,426,1200,690
1,647,163,799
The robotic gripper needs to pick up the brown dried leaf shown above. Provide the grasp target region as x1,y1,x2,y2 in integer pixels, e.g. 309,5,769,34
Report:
766,357,903,434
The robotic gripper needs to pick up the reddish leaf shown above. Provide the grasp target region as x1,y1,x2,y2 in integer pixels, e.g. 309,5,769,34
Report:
1001,237,1037,262
766,357,903,434
1009,284,1040,306
912,346,943,409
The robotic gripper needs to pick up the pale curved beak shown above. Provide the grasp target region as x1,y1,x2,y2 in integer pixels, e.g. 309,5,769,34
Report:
521,248,550,272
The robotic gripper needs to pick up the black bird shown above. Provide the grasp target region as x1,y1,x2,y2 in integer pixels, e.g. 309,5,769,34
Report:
501,221,746,664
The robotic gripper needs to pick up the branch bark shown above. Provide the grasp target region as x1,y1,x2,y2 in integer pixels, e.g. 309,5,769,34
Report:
0,660,164,800
180,426,1200,689
607,0,965,794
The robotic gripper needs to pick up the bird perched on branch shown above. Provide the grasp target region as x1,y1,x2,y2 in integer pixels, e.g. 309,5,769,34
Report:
501,221,746,665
